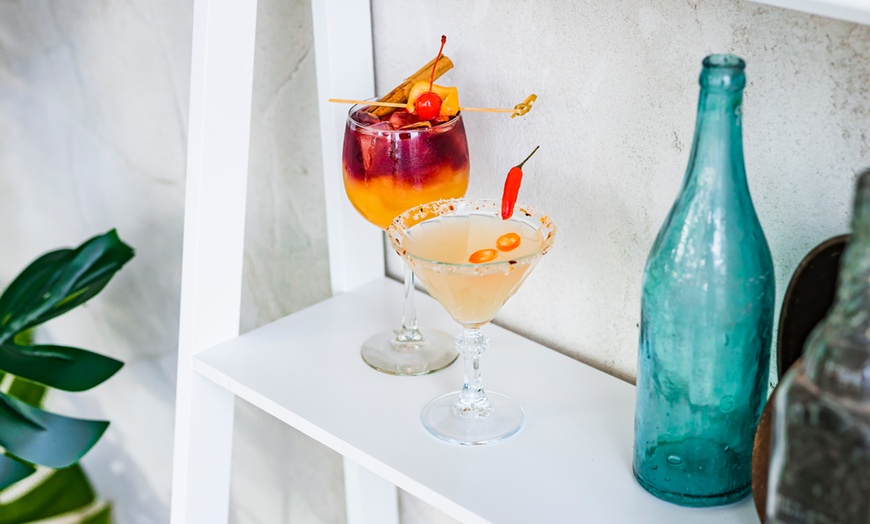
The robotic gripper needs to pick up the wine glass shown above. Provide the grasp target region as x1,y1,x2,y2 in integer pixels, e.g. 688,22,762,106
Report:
387,198,556,445
342,103,470,375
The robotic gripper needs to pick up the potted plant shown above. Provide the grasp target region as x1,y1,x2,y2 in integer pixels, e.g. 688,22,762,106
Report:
0,230,134,523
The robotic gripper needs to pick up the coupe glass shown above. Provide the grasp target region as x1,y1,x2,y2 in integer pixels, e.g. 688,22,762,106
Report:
387,198,556,445
342,103,470,375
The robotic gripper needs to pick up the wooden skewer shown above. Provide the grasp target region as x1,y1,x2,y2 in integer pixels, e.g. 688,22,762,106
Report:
328,99,406,108
328,99,510,112
328,93,537,118
459,107,515,113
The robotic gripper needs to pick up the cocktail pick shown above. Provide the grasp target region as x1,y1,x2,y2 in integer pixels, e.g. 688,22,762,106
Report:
328,94,537,118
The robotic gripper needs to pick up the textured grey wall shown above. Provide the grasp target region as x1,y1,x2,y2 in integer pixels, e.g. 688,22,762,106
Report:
0,1,189,521
376,0,870,386
0,0,867,523
0,0,341,522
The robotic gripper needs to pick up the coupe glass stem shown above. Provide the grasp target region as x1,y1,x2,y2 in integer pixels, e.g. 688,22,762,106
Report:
397,266,424,343
455,328,493,417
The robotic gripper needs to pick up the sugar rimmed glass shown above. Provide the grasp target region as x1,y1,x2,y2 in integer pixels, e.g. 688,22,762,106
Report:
387,198,556,445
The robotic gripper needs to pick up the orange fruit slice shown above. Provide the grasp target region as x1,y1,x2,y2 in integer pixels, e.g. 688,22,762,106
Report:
496,233,521,252
468,248,498,264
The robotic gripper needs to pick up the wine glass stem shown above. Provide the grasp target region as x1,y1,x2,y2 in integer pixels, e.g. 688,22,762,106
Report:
397,266,423,343
456,328,493,417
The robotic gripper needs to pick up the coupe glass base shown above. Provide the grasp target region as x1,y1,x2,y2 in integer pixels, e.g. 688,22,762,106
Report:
360,328,458,376
422,391,524,445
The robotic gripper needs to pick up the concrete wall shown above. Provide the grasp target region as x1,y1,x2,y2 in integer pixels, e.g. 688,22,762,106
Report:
0,0,342,522
0,1,191,518
0,0,867,522
375,0,869,385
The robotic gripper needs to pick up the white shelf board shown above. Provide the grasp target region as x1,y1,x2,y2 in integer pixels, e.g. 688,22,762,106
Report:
751,0,870,25
193,278,758,524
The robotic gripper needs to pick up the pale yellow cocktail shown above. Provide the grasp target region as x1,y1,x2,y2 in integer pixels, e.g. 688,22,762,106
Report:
388,198,555,445
399,212,548,328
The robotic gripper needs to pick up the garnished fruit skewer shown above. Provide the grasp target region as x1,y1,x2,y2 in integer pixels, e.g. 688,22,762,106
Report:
329,35,536,120
329,95,537,119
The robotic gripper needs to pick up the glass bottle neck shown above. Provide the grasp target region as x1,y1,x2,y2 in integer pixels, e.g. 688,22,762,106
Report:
804,173,870,392
684,89,746,187
822,177,870,324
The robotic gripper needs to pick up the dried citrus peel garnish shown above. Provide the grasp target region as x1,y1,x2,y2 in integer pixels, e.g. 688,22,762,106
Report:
407,82,460,117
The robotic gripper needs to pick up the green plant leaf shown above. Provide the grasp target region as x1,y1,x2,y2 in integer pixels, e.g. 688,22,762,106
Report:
0,250,72,331
0,343,123,392
81,502,113,524
0,393,45,430
0,454,34,492
0,230,134,345
0,464,97,524
0,392,108,468
11,330,32,347
0,232,130,521
7,377,47,408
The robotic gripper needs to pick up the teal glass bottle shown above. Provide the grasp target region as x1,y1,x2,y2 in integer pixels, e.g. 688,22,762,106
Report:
632,54,775,507
766,170,870,524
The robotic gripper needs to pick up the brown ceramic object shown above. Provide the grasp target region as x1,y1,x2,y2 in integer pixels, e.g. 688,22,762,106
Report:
751,235,846,522
775,235,847,379
751,358,801,522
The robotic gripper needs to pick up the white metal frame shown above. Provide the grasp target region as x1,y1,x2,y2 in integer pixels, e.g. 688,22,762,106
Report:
170,0,392,522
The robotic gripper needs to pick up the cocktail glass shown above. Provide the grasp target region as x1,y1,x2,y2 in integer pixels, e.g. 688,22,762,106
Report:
387,198,556,445
342,103,470,375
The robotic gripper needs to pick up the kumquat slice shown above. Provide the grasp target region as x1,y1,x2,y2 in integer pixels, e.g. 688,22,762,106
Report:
468,248,498,264
496,232,521,252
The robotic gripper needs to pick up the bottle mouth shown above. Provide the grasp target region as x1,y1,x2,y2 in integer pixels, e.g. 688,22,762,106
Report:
703,54,746,70
700,54,746,91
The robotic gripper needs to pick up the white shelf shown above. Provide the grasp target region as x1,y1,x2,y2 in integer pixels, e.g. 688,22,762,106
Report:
172,0,777,520
193,278,758,524
751,0,870,25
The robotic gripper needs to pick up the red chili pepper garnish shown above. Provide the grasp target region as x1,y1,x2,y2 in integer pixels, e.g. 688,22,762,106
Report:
415,36,446,121
501,145,540,220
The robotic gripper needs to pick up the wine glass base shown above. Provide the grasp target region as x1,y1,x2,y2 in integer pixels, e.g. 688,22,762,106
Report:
361,328,458,376
422,391,524,445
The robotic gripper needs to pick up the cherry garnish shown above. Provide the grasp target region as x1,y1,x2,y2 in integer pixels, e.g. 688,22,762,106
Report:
415,35,446,120
415,92,441,120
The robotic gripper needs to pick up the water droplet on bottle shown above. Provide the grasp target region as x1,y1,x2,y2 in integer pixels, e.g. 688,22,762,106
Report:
724,445,730,452
667,455,682,465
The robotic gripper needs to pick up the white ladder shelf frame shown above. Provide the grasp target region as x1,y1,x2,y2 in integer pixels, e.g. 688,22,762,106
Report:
169,0,393,522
